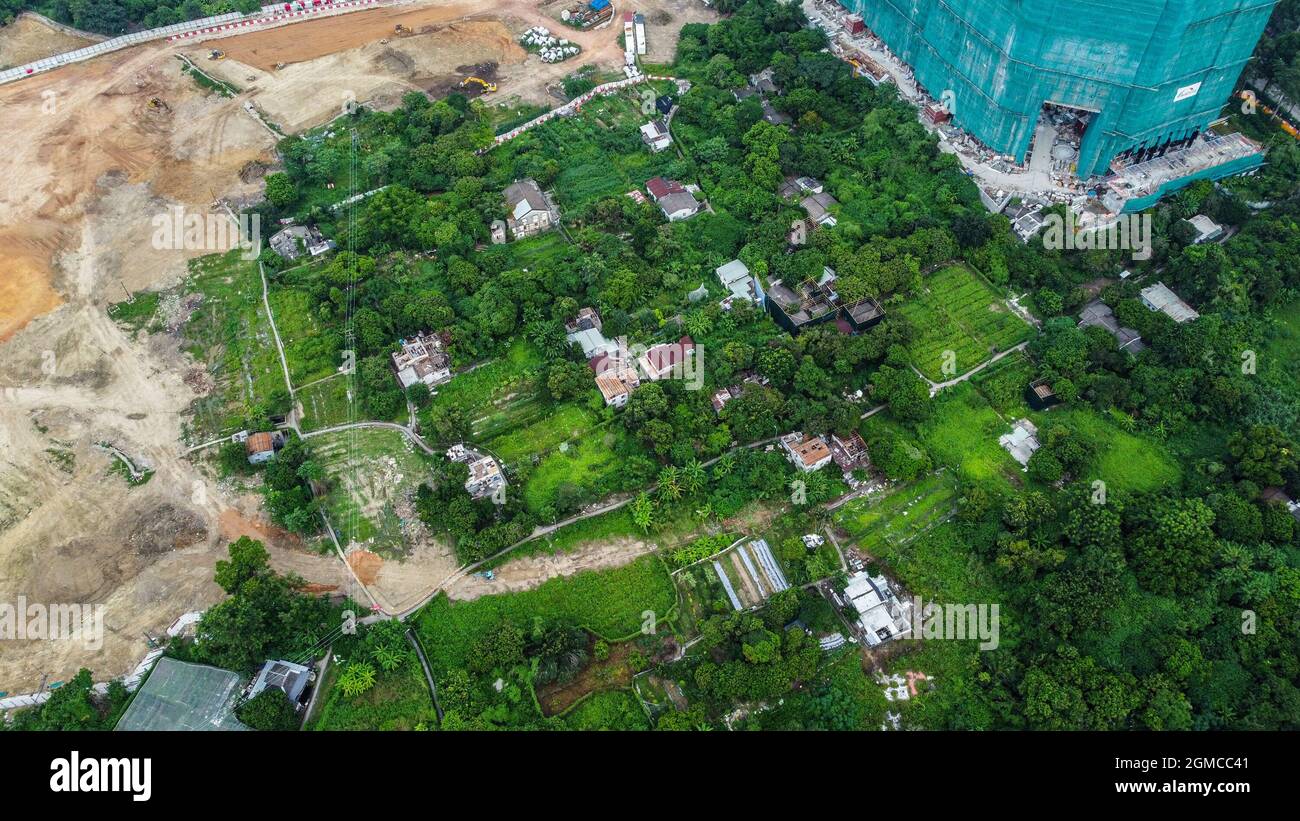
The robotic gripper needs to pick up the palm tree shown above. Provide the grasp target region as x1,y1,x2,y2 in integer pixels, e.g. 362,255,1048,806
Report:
682,459,707,494
658,466,682,500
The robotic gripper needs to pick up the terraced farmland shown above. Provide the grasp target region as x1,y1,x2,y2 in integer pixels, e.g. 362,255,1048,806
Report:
898,264,1033,382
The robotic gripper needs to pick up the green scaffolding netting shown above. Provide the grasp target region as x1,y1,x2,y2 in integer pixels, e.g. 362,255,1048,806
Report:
840,0,1277,175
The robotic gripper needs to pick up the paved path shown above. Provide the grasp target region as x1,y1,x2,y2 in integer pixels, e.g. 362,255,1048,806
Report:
913,341,1030,396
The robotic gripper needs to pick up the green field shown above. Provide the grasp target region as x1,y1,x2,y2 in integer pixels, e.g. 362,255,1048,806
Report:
180,250,285,440
484,404,599,465
430,340,546,439
918,384,1023,487
898,264,1034,381
308,661,435,731
1042,407,1181,494
496,85,680,210
414,555,676,675
834,472,958,553
561,689,649,730
297,375,353,433
522,427,632,514
310,428,436,553
268,287,341,386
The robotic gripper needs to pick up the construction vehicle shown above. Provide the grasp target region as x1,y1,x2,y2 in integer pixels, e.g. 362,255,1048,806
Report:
460,76,498,94
394,23,409,35
208,49,225,61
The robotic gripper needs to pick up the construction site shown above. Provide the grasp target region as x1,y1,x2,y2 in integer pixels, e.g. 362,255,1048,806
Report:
0,0,716,697
806,0,1275,230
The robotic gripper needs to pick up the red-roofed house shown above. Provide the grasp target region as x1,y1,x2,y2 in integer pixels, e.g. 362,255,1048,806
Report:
638,336,695,381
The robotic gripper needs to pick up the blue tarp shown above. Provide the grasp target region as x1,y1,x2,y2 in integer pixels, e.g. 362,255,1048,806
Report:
589,0,610,9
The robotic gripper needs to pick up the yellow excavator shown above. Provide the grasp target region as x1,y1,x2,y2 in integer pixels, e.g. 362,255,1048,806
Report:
394,24,410,35
460,76,498,94
208,49,225,61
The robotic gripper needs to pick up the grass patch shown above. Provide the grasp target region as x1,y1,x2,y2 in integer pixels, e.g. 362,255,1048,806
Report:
267,287,341,386
834,473,958,554
522,426,632,514
897,264,1033,381
179,250,285,440
107,292,161,334
484,403,598,465
917,384,1021,488
414,555,676,674
560,688,649,730
430,340,545,439
308,661,435,731
1043,407,1181,494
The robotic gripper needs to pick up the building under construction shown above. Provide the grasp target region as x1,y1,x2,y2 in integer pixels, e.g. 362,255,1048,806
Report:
836,0,1276,181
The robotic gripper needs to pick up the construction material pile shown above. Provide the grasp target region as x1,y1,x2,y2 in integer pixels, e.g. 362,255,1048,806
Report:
519,26,582,63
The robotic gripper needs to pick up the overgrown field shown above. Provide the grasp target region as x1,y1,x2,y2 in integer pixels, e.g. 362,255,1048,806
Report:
414,556,676,674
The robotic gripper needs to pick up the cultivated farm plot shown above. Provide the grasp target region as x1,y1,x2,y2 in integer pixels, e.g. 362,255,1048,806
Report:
485,404,598,464
499,85,680,210
296,374,353,433
898,264,1033,382
834,473,958,555
674,538,792,617
311,428,435,554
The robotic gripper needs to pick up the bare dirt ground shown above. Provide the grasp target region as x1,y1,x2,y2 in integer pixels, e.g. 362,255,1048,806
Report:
0,46,298,692
447,536,656,601
0,14,95,68
190,0,717,131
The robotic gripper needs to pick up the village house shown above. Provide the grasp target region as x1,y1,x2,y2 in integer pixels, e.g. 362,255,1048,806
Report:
780,432,833,473
639,119,673,152
999,419,1041,468
829,431,870,471
801,190,839,227
843,572,914,647
391,332,452,390
1140,281,1200,323
247,659,313,710
268,224,336,261
716,259,765,308
645,177,701,221
1025,378,1062,411
1078,299,1146,354
1186,214,1224,244
245,431,285,466
594,364,641,407
503,179,557,239
446,444,507,501
489,219,508,244
638,336,695,381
